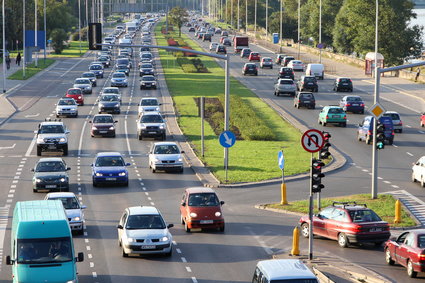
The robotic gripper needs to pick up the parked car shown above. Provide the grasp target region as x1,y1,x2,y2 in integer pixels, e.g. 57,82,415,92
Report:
180,187,225,232
118,206,173,257
89,114,117,137
287,59,304,71
138,97,161,116
242,63,258,76
412,156,425,187
248,52,261,62
260,57,273,69
56,98,78,118
73,78,92,94
65,88,84,106
98,94,121,114
31,158,70,193
384,229,425,278
140,75,157,89
294,92,315,109
357,116,394,145
274,79,296,97
383,111,403,133
334,77,353,92
45,192,86,234
318,105,347,127
299,202,390,248
91,152,130,187
81,72,97,87
278,67,295,80
148,142,184,173
216,45,227,54
297,75,318,92
136,112,166,140
110,72,128,87
339,95,364,114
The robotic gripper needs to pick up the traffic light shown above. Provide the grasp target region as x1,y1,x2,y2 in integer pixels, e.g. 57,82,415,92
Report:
376,123,386,150
88,23,102,50
319,131,331,159
311,158,325,193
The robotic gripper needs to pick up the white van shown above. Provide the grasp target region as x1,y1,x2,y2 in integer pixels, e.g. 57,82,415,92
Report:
306,63,325,80
252,259,318,283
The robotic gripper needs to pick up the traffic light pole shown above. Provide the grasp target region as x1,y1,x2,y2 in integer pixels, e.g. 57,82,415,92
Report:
309,153,314,260
371,67,380,199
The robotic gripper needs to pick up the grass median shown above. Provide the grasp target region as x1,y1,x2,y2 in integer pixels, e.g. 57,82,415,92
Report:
155,22,311,183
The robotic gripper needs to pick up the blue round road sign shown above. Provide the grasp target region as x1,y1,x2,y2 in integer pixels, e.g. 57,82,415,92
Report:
278,151,285,170
219,131,236,148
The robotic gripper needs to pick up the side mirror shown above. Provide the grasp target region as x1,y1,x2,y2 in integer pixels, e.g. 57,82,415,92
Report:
181,202,186,207
67,167,71,171
181,150,185,153
117,224,123,229
31,168,34,172
115,121,118,123
125,163,131,166
34,130,38,134
77,252,84,262
5,255,12,265
167,224,174,228
81,205,87,209
220,201,225,205
65,130,70,134
88,121,92,123
90,164,93,167
358,123,362,127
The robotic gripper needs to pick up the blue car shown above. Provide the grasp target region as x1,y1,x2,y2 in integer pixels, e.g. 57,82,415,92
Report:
357,116,394,145
91,152,130,187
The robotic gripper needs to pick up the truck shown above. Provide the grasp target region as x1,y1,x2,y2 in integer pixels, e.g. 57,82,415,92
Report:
6,200,84,283
126,21,137,33
233,36,249,54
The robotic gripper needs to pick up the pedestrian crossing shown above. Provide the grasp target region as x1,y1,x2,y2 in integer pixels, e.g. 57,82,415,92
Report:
385,190,425,226
0,206,10,272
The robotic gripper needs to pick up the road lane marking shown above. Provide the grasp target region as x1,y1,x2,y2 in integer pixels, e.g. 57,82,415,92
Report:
383,181,391,184
176,248,181,253
185,267,192,272
25,134,37,157
191,277,198,283
24,113,40,118
78,121,88,156
407,152,414,156
181,257,187,262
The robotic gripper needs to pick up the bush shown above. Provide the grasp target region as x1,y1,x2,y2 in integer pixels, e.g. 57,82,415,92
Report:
71,27,88,41
51,28,68,54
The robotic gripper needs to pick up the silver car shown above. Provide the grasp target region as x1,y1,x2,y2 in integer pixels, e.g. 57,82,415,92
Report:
100,87,122,101
274,78,297,96
148,142,184,173
137,112,166,140
73,78,92,94
138,97,161,116
383,111,403,133
56,98,78,118
110,72,128,87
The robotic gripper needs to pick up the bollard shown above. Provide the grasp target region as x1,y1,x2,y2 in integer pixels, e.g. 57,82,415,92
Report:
280,183,288,205
394,199,401,224
291,226,300,256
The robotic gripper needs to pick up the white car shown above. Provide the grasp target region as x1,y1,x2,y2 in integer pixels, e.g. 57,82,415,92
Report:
260,57,273,69
118,206,173,257
148,142,184,173
209,42,219,51
73,78,92,94
138,97,161,116
383,111,403,133
137,112,166,140
100,87,122,101
45,192,86,234
287,60,305,72
56,98,78,118
412,156,425,187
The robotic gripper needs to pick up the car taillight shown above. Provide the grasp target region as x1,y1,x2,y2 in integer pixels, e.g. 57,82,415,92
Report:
368,130,372,135
326,115,329,119
360,103,365,107
345,103,351,106
399,121,403,125
352,225,362,233
344,116,347,119
392,131,395,135
419,253,425,261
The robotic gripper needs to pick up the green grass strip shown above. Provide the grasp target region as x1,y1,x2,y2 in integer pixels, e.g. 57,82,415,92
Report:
156,21,311,183
49,41,89,58
8,59,55,80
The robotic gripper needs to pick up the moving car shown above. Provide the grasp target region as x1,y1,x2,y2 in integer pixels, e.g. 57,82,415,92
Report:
215,44,227,54
242,63,258,76
100,87,122,101
73,78,92,94
98,94,121,114
110,72,128,87
222,37,232,46
287,59,304,71
275,54,286,65
91,152,130,187
334,77,353,92
253,259,318,283
274,78,296,97
278,67,295,80
339,95,365,114
117,206,173,257
140,75,157,89
116,64,130,76
180,187,225,232
297,75,318,92
97,56,111,68
299,202,390,248
35,120,70,156
137,112,166,140
357,116,394,145
56,98,78,118
139,63,154,77
306,63,325,80
421,113,425,127
31,158,70,192
209,42,219,51
148,142,184,173
81,72,97,87
294,92,315,109
318,105,347,127
383,111,403,133
260,57,273,69
65,88,84,106
240,48,252,58
138,97,161,116
412,156,425,187
248,52,261,62
88,63,104,78
385,229,425,278
45,192,86,234
202,33,212,41
282,56,295,67
89,114,117,137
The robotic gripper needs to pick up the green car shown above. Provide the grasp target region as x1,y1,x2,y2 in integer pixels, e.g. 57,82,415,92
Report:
318,106,347,127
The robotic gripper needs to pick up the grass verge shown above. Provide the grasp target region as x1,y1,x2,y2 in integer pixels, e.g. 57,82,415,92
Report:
155,21,311,183
48,41,89,58
8,59,55,80
264,194,416,228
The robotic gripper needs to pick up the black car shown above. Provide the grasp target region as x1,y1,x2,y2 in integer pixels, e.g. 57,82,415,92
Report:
278,67,295,80
202,33,212,42
189,27,195,32
297,75,318,92
242,63,258,76
98,56,110,68
81,72,97,87
216,45,227,54
139,63,155,76
116,64,130,76
31,158,70,192
222,38,232,46
240,48,252,58
294,92,316,109
334,77,353,92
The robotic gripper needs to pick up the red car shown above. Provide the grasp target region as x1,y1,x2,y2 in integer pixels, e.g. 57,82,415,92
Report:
248,52,261,62
65,88,84,106
421,113,425,127
180,187,225,232
299,202,390,248
385,229,425,278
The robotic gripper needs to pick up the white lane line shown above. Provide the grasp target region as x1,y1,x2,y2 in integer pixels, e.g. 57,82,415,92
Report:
181,257,187,262
406,125,412,128
124,119,132,155
419,130,425,134
186,267,192,273
88,253,93,259
191,277,198,283
392,144,398,148
150,202,155,205
78,121,88,156
25,135,37,157
176,248,181,254
92,272,97,278
60,58,86,78
407,152,414,157
0,143,16,150
362,169,369,172
383,181,391,184
392,185,399,188
378,177,383,180
86,246,91,251
90,262,94,267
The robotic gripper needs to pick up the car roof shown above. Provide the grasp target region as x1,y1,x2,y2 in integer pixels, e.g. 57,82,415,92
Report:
185,187,216,194
40,121,64,126
142,75,155,78
141,111,161,116
343,95,361,99
59,97,75,101
37,157,64,163
384,111,399,114
141,97,158,100
324,105,342,109
93,114,113,117
75,77,90,81
127,206,159,215
153,142,178,146
337,77,351,80
256,259,317,280
95,152,123,157
46,192,76,198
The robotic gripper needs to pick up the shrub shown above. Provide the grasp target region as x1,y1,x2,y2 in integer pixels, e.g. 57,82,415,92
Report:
51,28,68,54
70,27,88,41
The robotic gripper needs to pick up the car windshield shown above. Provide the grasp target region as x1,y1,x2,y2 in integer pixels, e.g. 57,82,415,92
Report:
98,57,108,61
93,116,114,123
82,73,95,78
90,65,102,70
141,99,159,106
349,209,382,222
339,78,351,83
141,54,152,59
117,59,129,65
328,108,344,114
75,79,89,84
49,197,80,209
141,115,163,123
301,94,313,99
280,80,293,85
346,97,362,102
103,88,119,94
58,99,76,106
100,95,119,102
113,73,126,78
116,66,127,70
143,77,155,81
418,235,425,248
304,77,317,82
384,113,400,120
154,145,180,154
141,64,152,68
35,161,66,172
17,237,72,264
268,280,318,283
188,193,219,207
264,58,272,62
39,125,65,134
125,214,166,230
95,156,125,167
67,89,81,95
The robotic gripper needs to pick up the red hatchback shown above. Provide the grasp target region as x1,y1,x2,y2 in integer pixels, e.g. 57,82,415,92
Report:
299,202,390,248
180,187,225,232
248,52,261,62
385,229,425,278
421,113,425,127
66,88,84,106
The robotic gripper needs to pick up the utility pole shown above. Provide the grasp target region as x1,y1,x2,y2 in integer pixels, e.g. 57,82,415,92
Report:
265,0,268,38
237,0,240,30
230,0,233,27
372,0,379,199
254,0,257,36
318,0,322,63
297,0,301,59
35,0,38,67
280,0,283,52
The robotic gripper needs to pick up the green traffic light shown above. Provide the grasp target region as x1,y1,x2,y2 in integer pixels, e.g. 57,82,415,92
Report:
376,142,385,149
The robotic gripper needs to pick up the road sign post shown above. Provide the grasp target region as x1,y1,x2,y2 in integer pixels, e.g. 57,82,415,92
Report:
219,131,236,182
278,151,287,205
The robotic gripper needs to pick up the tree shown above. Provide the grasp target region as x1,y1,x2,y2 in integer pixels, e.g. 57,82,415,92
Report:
332,0,423,65
51,28,68,54
168,6,189,37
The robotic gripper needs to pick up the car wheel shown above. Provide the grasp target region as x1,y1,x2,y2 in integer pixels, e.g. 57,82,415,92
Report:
297,104,300,109
63,145,68,156
422,122,424,127
407,260,417,278
366,136,371,145
122,248,128,258
180,214,185,225
357,133,362,142
184,221,191,233
151,167,156,173
338,233,348,248
33,188,37,193
123,181,128,187
162,134,166,141
318,119,322,125
385,248,395,265
37,146,42,156
322,122,327,126
412,172,417,183
301,223,310,238
315,88,318,92
421,177,425,188
138,134,142,140
388,139,393,145
165,248,172,257
56,114,59,118
219,224,225,232
399,129,403,133
342,123,347,127
93,179,97,187
179,167,184,173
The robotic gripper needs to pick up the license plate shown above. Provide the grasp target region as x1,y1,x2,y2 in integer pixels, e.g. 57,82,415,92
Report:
352,104,358,106
307,83,313,85
304,101,310,103
148,132,157,134
48,145,57,149
45,185,57,189
99,131,107,134
343,83,348,85
200,220,213,224
370,227,382,232
141,245,156,249
105,178,116,181
332,115,340,118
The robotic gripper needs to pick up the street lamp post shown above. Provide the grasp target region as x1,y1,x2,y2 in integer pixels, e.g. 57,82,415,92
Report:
35,0,38,68
372,0,379,199
230,0,233,27
23,0,26,78
318,0,322,63
245,0,247,33
254,0,257,36
2,0,6,93
78,0,82,55
297,0,300,59
280,0,283,53
265,0,268,38
237,0,239,31
43,0,46,63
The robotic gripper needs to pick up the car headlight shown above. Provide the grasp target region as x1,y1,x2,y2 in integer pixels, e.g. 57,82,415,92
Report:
189,212,197,218
66,280,77,283
109,126,115,130
59,138,66,143
118,172,127,176
127,237,135,243
141,82,146,85
37,137,44,143
161,236,169,242
114,103,120,107
95,172,103,176
72,217,81,221
215,212,222,217
35,178,42,183
154,158,160,163
178,158,183,162
78,96,82,99
141,124,147,129
92,126,98,130
60,178,66,182
159,125,165,129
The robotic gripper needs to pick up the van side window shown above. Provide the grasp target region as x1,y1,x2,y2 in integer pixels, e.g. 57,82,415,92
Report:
252,267,261,283
120,213,127,226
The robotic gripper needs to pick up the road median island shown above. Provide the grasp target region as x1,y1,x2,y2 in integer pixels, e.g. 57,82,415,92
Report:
155,21,311,183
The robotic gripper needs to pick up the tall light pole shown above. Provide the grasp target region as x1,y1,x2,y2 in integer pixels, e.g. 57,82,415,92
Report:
297,0,300,59
237,0,240,30
85,0,88,41
43,0,46,63
23,0,26,78
280,0,283,52
318,0,322,63
230,0,233,27
254,0,257,36
35,0,38,67
245,0,247,33
265,0,268,38
78,0,82,55
2,0,6,93
372,0,379,199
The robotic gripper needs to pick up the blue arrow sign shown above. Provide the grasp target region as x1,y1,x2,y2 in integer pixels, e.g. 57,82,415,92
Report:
219,131,236,148
278,151,285,170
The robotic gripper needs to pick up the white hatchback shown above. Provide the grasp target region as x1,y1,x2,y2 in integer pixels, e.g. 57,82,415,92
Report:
412,156,425,187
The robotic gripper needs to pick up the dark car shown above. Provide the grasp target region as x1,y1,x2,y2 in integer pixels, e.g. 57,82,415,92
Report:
278,67,295,80
97,56,111,68
222,37,232,46
357,116,394,145
299,202,390,248
91,152,130,187
202,33,212,42
88,64,104,78
116,64,130,76
189,27,195,32
81,72,97,87
334,77,353,92
275,54,286,65
242,63,258,76
116,58,131,69
294,92,315,109
139,63,155,76
297,75,318,92
216,45,227,54
282,56,295,67
240,48,252,58
339,95,364,114
32,157,70,192
98,94,121,114
90,114,117,138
